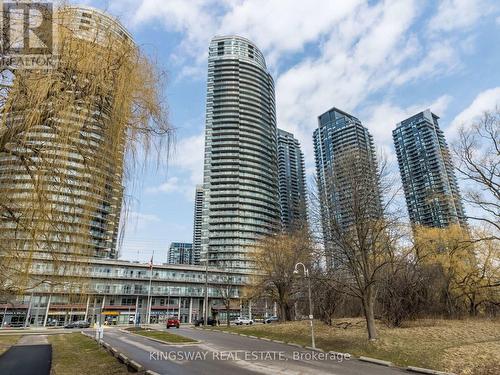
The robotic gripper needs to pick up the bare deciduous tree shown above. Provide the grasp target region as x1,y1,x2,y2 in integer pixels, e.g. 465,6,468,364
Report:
452,109,499,237
214,273,238,326
0,5,172,299
250,229,312,322
310,150,404,340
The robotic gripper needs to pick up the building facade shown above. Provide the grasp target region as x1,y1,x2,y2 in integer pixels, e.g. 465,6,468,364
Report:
313,108,382,265
167,242,194,265
192,185,204,265
277,129,308,231
200,36,280,271
0,6,132,259
0,255,247,327
393,109,466,228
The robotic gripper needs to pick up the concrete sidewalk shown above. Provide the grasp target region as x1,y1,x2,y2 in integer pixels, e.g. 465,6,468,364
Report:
0,335,51,375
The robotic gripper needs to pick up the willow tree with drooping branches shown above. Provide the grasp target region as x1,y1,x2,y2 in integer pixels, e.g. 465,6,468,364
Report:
0,5,172,301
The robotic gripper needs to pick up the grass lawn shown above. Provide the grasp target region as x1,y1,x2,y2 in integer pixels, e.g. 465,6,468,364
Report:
48,333,129,375
125,327,196,343
0,335,20,355
212,318,500,375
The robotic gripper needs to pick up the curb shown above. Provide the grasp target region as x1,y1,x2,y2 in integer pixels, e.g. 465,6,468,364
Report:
407,366,456,375
145,371,161,375
122,328,200,346
305,346,324,352
141,335,200,346
117,353,129,364
128,360,144,372
359,356,393,367
80,332,140,373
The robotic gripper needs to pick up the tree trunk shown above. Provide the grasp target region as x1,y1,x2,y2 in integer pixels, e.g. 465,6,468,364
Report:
226,305,230,326
280,302,287,322
469,294,478,317
362,289,378,341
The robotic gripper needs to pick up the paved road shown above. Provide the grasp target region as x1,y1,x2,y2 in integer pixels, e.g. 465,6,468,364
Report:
98,327,404,375
0,335,51,375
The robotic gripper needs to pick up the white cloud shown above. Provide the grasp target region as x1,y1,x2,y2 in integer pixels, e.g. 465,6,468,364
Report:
362,95,453,160
96,0,494,186
146,177,181,194
447,87,500,138
145,133,205,199
427,0,490,33
123,211,161,234
170,133,205,185
276,0,423,165
127,211,160,223
217,0,363,67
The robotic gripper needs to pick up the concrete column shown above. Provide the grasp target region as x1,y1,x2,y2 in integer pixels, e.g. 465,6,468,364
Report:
248,300,252,320
84,295,90,321
264,300,268,318
134,296,139,325
91,297,97,325
25,293,34,327
273,301,277,316
34,296,41,327
43,294,51,327
188,298,193,324
100,295,105,325
177,298,181,319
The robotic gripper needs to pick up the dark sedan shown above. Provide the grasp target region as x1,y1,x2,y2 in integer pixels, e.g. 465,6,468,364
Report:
64,320,90,328
193,317,217,327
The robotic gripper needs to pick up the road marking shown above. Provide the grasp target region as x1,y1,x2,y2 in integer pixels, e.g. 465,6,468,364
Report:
115,335,188,365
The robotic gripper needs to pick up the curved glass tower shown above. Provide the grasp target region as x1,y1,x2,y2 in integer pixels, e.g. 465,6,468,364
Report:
0,6,131,259
201,36,279,271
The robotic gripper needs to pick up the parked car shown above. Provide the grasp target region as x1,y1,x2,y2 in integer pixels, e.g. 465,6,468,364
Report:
233,317,254,325
194,317,217,327
64,320,90,329
264,316,279,324
166,317,180,329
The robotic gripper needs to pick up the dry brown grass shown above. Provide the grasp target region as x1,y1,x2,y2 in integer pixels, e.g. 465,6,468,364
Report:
49,333,129,375
0,335,20,355
215,318,500,374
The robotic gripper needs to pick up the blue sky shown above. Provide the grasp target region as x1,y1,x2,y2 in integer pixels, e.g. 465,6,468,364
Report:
79,0,500,263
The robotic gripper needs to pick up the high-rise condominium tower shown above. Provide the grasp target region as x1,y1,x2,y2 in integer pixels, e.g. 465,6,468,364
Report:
167,242,194,265
393,110,466,228
0,6,132,259
200,36,279,271
192,185,203,265
313,108,381,263
277,129,308,231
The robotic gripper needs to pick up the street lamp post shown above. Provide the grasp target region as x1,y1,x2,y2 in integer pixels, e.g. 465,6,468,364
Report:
294,262,315,349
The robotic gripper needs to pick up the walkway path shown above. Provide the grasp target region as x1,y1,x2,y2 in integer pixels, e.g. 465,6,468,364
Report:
0,335,51,375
